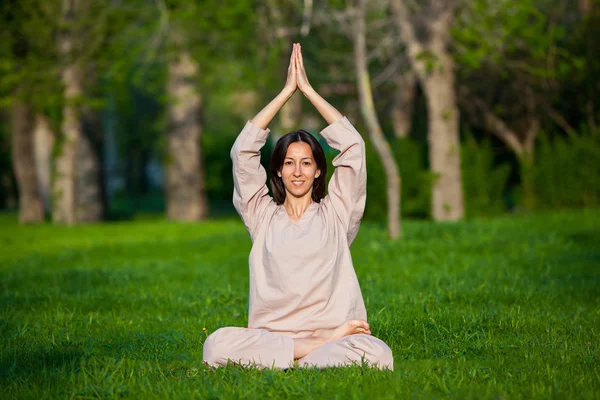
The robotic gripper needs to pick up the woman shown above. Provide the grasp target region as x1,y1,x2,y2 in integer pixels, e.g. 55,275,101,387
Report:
202,44,393,370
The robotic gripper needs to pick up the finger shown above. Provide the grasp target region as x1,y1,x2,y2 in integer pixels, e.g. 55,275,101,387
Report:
294,44,299,66
292,46,298,73
295,47,302,73
298,45,305,70
295,45,300,65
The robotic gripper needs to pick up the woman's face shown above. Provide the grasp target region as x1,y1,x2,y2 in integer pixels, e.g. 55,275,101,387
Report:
278,141,321,201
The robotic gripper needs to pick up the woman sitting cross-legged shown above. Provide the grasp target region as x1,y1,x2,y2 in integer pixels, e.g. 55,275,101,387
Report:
202,43,393,370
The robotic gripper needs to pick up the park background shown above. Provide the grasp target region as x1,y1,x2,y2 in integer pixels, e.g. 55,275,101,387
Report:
1,0,599,398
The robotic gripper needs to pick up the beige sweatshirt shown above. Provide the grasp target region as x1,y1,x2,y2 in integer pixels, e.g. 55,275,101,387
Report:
231,117,368,338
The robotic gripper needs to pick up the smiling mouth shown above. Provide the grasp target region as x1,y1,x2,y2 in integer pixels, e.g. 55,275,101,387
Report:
291,180,305,187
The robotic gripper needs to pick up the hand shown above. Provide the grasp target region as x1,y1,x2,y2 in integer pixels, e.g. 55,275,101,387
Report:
283,44,299,96
295,44,313,94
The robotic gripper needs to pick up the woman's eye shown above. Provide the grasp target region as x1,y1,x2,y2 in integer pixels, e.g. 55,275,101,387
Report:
303,162,311,166
285,161,292,165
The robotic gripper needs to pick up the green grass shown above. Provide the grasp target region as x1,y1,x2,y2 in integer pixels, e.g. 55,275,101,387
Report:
1,209,599,399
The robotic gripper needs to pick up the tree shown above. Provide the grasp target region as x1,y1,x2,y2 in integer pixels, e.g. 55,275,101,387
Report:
390,69,416,139
53,0,84,224
354,0,401,238
391,0,465,221
115,0,258,221
77,87,106,222
33,114,54,216
304,0,405,236
11,100,44,223
165,31,208,221
2,0,47,223
452,0,583,209
1,0,110,223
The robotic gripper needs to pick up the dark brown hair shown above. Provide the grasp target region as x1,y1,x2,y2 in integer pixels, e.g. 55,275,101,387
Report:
269,130,327,205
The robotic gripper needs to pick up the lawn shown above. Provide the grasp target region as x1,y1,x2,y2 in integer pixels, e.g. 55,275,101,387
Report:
1,209,599,399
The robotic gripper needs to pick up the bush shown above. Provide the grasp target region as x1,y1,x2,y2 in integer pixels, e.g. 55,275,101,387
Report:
532,128,600,209
363,136,431,222
461,134,511,218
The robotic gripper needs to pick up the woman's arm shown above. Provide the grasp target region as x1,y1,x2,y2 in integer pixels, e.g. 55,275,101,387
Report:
295,45,343,125
232,44,300,239
319,118,367,245
295,45,366,244
231,122,272,240
251,44,299,129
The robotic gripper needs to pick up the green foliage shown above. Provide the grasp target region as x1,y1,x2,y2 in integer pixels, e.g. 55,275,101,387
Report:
110,64,167,167
392,138,432,219
0,210,599,398
461,134,511,218
363,137,431,222
532,129,600,209
453,0,576,79
362,139,386,222
109,190,166,221
202,111,246,211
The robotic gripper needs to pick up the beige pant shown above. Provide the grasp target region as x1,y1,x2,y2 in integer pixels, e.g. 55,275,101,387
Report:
203,327,394,370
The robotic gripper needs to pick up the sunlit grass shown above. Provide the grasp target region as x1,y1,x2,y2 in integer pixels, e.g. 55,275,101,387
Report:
1,209,599,399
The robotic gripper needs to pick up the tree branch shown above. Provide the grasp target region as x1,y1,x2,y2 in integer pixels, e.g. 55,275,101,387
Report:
390,0,427,77
300,0,313,36
544,105,577,138
372,55,406,87
460,86,525,157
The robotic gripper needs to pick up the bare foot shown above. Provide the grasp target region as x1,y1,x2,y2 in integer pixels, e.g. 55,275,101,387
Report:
312,320,371,342
293,320,371,360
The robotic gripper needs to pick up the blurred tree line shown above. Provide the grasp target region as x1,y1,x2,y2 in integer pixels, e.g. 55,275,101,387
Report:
0,0,598,236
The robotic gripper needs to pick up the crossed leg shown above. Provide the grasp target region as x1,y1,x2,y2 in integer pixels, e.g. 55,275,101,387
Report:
297,333,394,370
292,320,371,359
203,326,295,369
203,320,393,370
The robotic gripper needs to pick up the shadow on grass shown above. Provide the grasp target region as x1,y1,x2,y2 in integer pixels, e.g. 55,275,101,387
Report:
568,229,600,249
0,347,84,382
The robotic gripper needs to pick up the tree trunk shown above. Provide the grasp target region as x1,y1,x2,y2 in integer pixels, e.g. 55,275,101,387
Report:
423,63,465,220
391,0,465,221
53,0,81,225
579,0,593,14
33,114,54,217
76,104,105,222
519,152,535,211
355,0,401,239
166,48,208,221
390,71,416,138
11,101,44,223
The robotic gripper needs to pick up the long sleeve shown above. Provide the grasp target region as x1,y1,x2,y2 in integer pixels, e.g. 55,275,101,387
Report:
320,117,367,245
231,121,275,240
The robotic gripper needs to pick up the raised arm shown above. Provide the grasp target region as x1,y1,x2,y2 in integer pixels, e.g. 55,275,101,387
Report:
232,45,299,239
320,118,367,245
295,44,343,125
231,122,273,240
250,44,299,129
296,45,366,244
